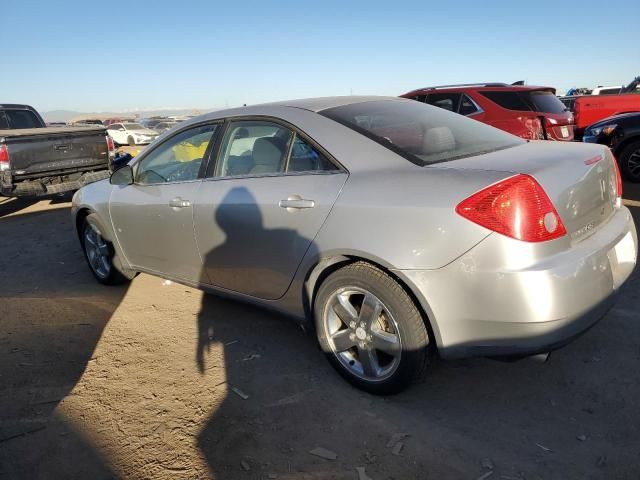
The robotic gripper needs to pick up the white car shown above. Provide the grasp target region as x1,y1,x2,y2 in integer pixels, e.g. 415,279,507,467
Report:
592,85,623,96
107,123,158,146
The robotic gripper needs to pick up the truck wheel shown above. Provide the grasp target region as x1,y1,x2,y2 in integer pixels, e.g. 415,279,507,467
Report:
314,262,432,395
81,214,131,285
619,140,640,183
127,136,136,146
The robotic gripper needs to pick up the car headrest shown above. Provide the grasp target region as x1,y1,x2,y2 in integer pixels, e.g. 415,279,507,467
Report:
253,137,285,167
422,127,456,155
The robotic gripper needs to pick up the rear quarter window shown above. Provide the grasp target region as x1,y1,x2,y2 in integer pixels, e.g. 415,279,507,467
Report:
480,91,531,111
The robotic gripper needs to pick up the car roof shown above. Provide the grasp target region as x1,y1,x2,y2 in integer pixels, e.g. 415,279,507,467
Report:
190,96,405,124
261,95,400,112
0,104,35,110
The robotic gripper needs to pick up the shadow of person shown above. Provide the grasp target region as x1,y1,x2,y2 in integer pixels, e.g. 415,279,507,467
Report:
196,186,342,478
0,204,128,479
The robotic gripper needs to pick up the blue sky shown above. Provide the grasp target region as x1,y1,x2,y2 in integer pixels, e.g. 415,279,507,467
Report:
2,0,638,112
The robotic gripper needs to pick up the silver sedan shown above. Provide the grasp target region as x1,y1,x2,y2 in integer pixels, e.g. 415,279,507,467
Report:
72,97,637,394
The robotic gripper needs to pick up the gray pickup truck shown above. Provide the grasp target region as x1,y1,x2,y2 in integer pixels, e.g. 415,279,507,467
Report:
0,104,113,197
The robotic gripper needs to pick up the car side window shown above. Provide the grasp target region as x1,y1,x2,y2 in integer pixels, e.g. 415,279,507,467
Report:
480,91,531,111
286,134,337,173
135,124,217,185
426,93,462,112
215,121,293,177
459,95,480,116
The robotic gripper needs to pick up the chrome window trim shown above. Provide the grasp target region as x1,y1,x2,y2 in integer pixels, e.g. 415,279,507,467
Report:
200,169,346,184
461,94,484,117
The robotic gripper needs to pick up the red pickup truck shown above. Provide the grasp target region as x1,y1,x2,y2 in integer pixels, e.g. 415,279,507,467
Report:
566,77,640,138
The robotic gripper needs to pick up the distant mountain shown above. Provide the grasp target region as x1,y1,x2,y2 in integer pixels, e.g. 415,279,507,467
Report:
41,108,218,123
40,110,83,122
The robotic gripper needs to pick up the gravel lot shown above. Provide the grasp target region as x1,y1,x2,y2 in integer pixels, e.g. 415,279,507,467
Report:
0,184,639,480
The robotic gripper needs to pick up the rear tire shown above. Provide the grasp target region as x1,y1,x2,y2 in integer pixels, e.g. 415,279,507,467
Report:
618,140,640,183
314,262,431,395
81,214,131,285
127,136,136,147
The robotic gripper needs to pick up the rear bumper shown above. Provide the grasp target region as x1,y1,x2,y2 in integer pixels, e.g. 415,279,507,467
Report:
1,169,110,197
399,207,637,359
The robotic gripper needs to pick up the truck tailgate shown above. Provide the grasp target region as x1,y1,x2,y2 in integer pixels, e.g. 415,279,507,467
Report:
0,126,109,177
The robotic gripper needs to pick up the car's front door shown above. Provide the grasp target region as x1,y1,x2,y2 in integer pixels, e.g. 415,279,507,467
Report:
110,123,219,282
194,119,347,300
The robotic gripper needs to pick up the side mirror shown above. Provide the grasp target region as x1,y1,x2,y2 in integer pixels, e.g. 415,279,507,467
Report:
110,164,134,186
110,152,133,172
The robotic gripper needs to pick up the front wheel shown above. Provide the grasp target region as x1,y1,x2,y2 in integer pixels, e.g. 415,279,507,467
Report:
618,140,640,183
81,215,131,285
127,136,136,147
314,262,431,395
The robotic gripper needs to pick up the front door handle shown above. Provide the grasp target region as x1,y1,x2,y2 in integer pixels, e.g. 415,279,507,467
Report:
279,195,315,211
169,197,192,208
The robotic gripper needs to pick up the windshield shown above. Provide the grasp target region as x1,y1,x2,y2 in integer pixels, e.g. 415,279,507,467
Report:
320,99,523,165
124,123,144,130
525,91,568,114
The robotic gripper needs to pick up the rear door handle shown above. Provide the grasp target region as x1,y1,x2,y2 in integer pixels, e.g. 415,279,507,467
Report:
54,144,70,150
279,195,315,210
169,197,192,208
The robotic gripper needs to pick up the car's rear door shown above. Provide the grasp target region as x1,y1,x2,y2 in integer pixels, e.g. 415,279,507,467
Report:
193,119,347,300
109,123,219,282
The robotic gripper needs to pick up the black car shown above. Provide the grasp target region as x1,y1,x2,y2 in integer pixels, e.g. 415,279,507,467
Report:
583,112,640,182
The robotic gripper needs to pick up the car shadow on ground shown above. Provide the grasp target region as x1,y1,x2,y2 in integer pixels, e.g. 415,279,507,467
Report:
0,205,127,479
0,193,72,219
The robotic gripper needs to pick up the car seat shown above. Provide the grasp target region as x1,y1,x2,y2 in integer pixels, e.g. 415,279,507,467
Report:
250,137,286,174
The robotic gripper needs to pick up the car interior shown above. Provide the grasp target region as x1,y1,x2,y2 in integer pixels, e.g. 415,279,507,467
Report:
218,123,335,177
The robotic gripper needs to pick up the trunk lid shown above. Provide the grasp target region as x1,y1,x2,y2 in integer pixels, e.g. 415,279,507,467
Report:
430,141,618,243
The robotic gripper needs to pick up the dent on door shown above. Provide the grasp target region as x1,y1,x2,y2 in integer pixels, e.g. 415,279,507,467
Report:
194,173,347,300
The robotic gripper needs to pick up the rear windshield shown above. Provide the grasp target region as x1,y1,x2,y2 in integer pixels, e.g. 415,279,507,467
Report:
320,99,523,166
526,91,567,114
481,90,567,114
0,109,44,129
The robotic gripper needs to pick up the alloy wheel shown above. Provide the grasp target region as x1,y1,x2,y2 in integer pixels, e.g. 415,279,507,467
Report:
322,287,402,381
628,149,640,179
84,224,112,279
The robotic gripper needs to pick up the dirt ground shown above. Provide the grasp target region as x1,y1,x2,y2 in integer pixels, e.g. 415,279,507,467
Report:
0,184,639,480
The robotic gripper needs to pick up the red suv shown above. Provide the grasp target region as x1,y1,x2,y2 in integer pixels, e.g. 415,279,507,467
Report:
400,83,575,141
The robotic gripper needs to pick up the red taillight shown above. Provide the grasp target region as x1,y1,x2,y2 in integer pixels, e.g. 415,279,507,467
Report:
0,145,9,170
612,155,623,200
106,136,115,152
456,174,567,243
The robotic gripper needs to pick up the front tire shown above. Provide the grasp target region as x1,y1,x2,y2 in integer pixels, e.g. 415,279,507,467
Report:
314,262,431,395
127,136,136,147
618,140,640,183
81,214,131,285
